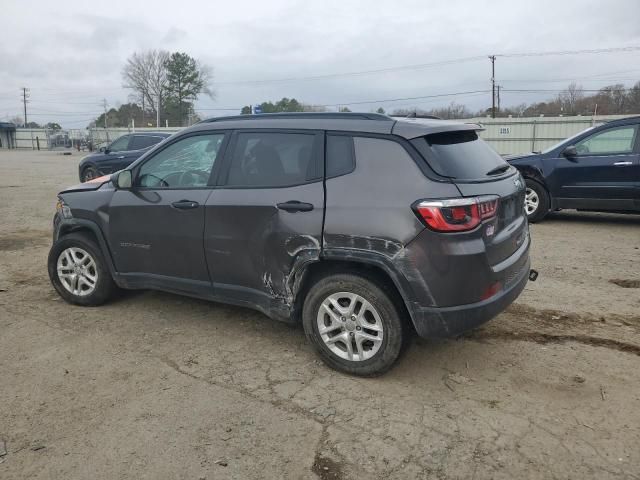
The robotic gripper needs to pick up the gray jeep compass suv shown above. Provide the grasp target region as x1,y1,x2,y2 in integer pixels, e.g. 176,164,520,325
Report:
48,112,532,376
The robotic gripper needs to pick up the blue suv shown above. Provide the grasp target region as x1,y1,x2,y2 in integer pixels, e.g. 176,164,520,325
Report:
506,116,640,222
79,132,171,182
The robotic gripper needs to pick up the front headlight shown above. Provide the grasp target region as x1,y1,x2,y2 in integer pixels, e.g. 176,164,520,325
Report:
56,197,73,219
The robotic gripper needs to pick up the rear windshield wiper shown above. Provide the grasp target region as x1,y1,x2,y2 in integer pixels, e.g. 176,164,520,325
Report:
485,164,510,176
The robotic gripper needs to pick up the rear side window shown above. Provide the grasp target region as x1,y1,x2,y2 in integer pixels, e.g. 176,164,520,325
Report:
326,134,355,177
226,132,317,187
108,135,130,152
130,135,163,150
412,130,507,180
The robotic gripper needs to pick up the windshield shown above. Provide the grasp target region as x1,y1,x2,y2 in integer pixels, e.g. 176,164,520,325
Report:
541,126,595,154
411,130,508,180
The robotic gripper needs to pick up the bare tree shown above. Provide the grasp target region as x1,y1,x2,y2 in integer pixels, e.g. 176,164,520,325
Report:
122,50,170,127
557,82,584,114
627,81,640,113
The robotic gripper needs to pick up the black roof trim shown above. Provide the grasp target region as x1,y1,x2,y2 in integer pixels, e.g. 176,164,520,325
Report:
200,112,391,123
603,115,640,126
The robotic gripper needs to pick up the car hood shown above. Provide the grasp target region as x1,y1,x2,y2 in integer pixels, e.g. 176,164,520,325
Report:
60,174,112,193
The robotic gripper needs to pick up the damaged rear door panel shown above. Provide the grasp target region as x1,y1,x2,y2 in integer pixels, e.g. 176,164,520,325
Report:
203,129,324,320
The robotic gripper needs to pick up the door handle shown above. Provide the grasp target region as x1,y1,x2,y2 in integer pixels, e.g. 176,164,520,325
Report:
171,200,199,210
276,200,314,212
116,155,125,159
613,161,633,166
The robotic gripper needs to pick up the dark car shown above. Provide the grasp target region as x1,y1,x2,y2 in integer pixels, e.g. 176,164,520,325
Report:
505,116,640,222
48,113,532,376
78,132,171,182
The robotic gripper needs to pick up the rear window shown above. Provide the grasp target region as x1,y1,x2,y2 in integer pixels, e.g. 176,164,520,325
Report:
130,135,163,150
411,130,508,180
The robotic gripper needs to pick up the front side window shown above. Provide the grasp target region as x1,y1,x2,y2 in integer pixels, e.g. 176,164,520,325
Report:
226,132,316,187
137,133,225,188
575,126,638,155
129,135,163,151
108,135,130,152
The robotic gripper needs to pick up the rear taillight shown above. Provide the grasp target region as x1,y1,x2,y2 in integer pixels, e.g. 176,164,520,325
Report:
414,196,498,232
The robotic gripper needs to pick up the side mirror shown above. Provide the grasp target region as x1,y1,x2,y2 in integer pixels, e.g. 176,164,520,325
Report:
562,145,578,158
99,146,106,153
113,170,132,189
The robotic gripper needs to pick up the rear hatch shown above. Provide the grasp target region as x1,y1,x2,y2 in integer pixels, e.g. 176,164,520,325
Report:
411,129,528,266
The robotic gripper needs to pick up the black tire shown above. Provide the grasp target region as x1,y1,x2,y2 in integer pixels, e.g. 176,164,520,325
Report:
302,272,406,376
525,179,550,223
81,165,100,182
48,232,116,306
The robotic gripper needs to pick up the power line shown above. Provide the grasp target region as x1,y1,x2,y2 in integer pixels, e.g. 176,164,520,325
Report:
497,46,640,58
503,87,635,93
215,56,487,86
500,68,640,84
211,46,640,86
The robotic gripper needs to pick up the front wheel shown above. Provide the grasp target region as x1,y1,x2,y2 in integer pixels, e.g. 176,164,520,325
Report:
81,165,100,182
48,232,116,306
524,179,550,223
302,273,406,376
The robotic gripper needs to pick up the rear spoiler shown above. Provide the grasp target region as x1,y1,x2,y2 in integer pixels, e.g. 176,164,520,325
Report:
391,119,483,140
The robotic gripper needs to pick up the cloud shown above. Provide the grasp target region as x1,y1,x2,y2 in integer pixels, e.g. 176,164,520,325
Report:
162,27,188,44
1,0,639,126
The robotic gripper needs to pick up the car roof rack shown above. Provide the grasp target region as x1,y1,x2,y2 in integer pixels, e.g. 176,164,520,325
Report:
200,112,391,123
399,112,443,120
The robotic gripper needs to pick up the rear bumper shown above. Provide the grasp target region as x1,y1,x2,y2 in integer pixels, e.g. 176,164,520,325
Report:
410,254,530,338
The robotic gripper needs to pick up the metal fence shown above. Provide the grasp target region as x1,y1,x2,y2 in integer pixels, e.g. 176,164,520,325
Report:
469,114,634,155
7,114,639,155
11,127,180,151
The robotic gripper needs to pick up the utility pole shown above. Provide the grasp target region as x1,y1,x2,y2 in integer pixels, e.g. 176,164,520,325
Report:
102,98,108,129
156,94,160,128
21,87,30,127
489,56,496,118
496,85,501,113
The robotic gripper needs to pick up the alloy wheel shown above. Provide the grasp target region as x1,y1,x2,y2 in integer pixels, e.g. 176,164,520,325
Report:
525,187,539,216
316,291,384,361
57,247,98,296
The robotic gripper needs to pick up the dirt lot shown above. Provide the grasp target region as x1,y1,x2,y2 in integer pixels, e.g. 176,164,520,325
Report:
0,150,639,479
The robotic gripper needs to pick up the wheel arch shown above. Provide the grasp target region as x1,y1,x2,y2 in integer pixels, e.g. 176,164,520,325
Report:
291,251,416,330
56,219,117,277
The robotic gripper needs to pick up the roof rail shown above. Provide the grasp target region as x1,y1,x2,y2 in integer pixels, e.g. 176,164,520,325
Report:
392,112,443,120
200,112,392,123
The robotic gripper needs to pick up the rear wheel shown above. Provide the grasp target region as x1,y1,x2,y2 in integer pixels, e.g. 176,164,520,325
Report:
524,179,550,223
48,232,116,306
81,165,100,182
302,273,405,376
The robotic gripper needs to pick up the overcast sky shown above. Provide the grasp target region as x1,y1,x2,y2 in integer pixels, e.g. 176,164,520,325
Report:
1,0,640,127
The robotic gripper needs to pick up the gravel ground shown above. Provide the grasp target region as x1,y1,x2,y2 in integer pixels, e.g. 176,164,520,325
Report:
0,150,639,480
